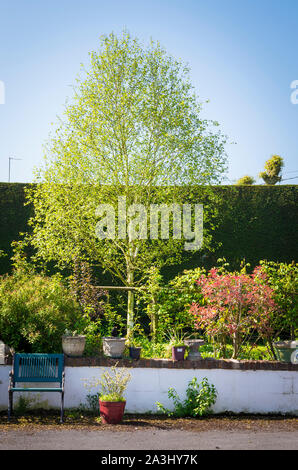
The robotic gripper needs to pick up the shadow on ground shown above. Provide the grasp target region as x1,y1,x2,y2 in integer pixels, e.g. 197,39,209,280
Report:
0,409,298,433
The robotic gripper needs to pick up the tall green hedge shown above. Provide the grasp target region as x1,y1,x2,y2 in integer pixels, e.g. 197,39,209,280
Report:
192,184,297,270
0,183,32,274
161,184,298,279
0,183,297,276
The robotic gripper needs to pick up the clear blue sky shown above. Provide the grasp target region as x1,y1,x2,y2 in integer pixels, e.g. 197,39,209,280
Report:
0,0,297,184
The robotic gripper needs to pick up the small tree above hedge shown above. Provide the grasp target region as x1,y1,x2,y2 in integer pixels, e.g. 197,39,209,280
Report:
259,155,284,185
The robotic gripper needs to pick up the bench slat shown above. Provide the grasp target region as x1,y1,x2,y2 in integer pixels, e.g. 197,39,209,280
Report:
11,387,63,392
13,354,64,383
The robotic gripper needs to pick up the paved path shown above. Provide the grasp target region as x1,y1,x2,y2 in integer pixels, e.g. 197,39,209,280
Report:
1,428,298,450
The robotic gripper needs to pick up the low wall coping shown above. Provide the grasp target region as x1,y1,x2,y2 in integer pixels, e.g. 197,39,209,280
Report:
3,355,298,371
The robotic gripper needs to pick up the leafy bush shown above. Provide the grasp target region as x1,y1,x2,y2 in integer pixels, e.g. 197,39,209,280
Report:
159,267,206,336
259,260,298,340
0,252,126,355
199,342,272,360
139,266,206,342
132,337,170,358
0,265,82,353
156,377,217,417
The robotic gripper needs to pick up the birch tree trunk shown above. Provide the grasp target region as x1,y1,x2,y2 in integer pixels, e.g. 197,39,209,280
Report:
127,267,134,340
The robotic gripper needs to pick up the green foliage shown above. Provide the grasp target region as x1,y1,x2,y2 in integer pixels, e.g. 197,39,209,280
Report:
15,395,33,414
67,259,126,353
24,31,227,339
132,337,170,358
0,262,82,353
0,183,32,275
76,393,101,415
199,185,298,271
99,394,126,402
151,267,206,341
259,260,298,339
259,155,284,185
199,342,273,360
85,393,100,413
156,377,217,417
83,363,132,401
137,266,164,342
124,315,145,347
236,175,255,185
165,328,188,347
1,184,297,278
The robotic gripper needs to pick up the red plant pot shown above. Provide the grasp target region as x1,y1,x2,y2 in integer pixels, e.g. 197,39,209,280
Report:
172,346,186,361
99,400,126,424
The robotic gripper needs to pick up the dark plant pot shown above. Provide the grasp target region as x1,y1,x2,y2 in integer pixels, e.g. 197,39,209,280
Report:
129,347,141,360
172,346,186,361
99,400,126,424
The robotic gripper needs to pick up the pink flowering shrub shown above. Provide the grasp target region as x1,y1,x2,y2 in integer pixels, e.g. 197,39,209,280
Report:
190,267,277,359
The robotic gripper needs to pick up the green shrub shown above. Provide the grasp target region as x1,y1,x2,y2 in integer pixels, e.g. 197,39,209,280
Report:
134,337,171,358
139,266,206,343
158,267,206,337
156,377,217,418
0,266,82,353
259,260,298,340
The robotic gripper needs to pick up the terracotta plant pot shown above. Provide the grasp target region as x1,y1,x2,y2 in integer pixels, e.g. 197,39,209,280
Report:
62,335,86,357
129,347,141,360
172,346,186,361
99,400,126,424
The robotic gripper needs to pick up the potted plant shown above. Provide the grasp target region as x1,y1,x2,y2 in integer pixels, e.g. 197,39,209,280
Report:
125,321,143,360
167,329,187,361
127,339,142,360
62,328,86,357
83,363,132,424
102,326,126,358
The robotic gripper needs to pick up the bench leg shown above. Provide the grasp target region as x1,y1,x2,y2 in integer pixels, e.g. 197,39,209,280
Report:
60,391,64,424
8,390,13,422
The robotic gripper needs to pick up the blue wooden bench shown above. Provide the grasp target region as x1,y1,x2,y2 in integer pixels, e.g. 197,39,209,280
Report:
8,353,65,423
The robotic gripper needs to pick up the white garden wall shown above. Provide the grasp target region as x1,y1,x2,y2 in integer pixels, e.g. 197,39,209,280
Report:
0,365,297,415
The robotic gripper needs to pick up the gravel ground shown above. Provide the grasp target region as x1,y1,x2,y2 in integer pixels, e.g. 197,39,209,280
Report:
1,428,298,450
0,411,298,450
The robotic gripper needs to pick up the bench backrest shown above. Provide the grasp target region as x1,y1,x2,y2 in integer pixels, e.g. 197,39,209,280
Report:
12,354,64,384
